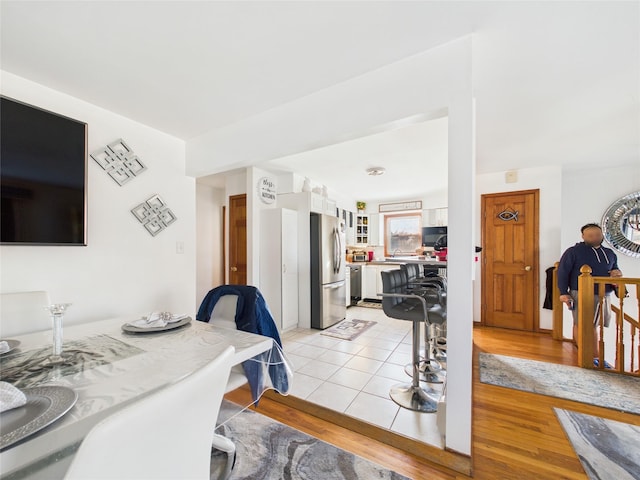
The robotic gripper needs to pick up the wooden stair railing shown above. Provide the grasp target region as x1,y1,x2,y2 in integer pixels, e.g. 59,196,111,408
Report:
551,263,640,376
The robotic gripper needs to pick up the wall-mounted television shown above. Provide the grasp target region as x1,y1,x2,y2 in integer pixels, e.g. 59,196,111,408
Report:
1,96,87,245
422,226,447,247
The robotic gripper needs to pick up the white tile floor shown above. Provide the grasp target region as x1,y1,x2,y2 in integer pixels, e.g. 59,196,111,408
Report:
281,305,445,448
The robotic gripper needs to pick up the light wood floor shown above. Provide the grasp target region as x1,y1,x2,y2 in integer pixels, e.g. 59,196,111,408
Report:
226,326,640,479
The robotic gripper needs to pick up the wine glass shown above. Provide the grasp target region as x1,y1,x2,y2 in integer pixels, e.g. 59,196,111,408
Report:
44,303,72,365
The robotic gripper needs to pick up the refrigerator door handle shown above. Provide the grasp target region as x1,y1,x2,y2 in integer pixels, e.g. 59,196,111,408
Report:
333,228,340,273
336,227,342,273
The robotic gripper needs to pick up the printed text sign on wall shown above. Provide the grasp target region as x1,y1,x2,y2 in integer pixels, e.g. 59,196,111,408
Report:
257,177,276,204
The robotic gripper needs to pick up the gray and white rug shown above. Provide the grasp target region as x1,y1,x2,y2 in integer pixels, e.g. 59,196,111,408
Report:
320,319,377,341
479,353,640,414
555,408,640,480
358,301,383,310
211,402,409,480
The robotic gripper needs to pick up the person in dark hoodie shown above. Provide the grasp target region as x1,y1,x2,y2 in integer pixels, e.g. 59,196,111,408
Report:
557,223,623,366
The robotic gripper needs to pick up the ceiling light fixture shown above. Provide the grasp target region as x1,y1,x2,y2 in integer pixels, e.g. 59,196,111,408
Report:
366,167,386,176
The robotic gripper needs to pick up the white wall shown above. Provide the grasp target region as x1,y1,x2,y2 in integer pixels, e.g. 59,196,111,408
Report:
246,166,278,285
186,37,475,456
195,183,224,305
475,166,563,329
0,71,196,325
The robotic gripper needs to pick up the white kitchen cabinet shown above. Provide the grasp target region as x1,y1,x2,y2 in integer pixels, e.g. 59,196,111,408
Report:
345,211,356,245
260,208,299,332
423,208,448,227
325,198,337,215
310,193,325,213
299,192,337,216
361,264,398,300
362,264,377,300
368,213,380,245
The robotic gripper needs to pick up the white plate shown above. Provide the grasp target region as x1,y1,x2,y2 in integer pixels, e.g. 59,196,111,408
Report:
121,316,192,334
0,385,78,450
0,339,20,355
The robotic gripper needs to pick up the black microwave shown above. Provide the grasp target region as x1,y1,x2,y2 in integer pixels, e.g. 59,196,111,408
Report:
422,227,447,247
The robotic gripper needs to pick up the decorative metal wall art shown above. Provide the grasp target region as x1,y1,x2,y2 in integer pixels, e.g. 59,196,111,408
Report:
602,191,640,258
131,195,177,236
90,139,147,186
497,208,519,222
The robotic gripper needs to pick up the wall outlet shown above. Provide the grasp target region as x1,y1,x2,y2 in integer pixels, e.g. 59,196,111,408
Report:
176,241,184,254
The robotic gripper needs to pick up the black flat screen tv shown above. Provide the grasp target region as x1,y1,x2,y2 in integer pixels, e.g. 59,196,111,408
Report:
1,96,87,245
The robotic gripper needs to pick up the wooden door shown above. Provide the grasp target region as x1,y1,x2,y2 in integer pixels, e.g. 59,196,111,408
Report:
481,190,539,331
228,194,247,285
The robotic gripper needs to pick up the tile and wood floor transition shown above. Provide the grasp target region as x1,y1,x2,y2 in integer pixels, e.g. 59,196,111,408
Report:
226,321,640,479
281,306,445,448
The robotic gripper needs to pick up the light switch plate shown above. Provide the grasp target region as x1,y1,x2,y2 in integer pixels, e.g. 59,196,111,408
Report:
505,170,518,183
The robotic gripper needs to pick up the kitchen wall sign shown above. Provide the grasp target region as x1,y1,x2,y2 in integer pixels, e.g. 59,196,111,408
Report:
257,176,277,204
378,200,422,213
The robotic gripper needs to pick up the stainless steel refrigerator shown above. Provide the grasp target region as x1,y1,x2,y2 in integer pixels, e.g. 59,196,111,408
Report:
310,213,346,329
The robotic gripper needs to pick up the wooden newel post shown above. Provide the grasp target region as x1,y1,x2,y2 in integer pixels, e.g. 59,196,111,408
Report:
577,265,594,368
552,262,563,340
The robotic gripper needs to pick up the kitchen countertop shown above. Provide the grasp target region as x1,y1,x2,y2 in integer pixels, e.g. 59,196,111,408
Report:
348,258,447,266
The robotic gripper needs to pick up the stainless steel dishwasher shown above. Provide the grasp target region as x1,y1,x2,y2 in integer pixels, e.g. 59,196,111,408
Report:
349,265,362,306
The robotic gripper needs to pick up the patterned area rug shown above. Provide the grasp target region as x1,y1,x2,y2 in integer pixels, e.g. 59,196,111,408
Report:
479,353,640,414
358,301,383,309
320,319,377,341
555,408,640,480
211,402,409,480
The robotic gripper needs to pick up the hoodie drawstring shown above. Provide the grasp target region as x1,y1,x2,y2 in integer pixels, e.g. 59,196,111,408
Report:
591,246,610,264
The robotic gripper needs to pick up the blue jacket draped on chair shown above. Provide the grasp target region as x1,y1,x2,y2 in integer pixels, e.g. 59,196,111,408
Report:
196,285,290,403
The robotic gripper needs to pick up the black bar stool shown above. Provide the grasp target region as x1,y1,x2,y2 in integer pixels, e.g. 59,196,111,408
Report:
380,269,440,413
400,264,447,383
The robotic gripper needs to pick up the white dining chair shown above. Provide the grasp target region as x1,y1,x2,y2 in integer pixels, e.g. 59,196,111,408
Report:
208,294,249,392
0,291,51,338
206,294,250,479
64,346,235,480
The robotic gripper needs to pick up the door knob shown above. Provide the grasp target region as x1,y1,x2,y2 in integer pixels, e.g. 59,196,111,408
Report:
524,266,531,271
231,266,238,272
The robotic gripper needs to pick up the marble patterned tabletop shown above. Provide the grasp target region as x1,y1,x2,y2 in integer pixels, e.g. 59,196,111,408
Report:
0,317,273,478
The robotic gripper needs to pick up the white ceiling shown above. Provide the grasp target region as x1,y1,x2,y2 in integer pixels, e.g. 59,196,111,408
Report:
1,1,638,198
266,116,448,203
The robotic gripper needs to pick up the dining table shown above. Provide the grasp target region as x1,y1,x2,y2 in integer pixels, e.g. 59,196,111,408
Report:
0,316,274,479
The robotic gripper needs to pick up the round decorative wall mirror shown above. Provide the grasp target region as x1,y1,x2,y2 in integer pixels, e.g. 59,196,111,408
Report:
602,191,640,258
